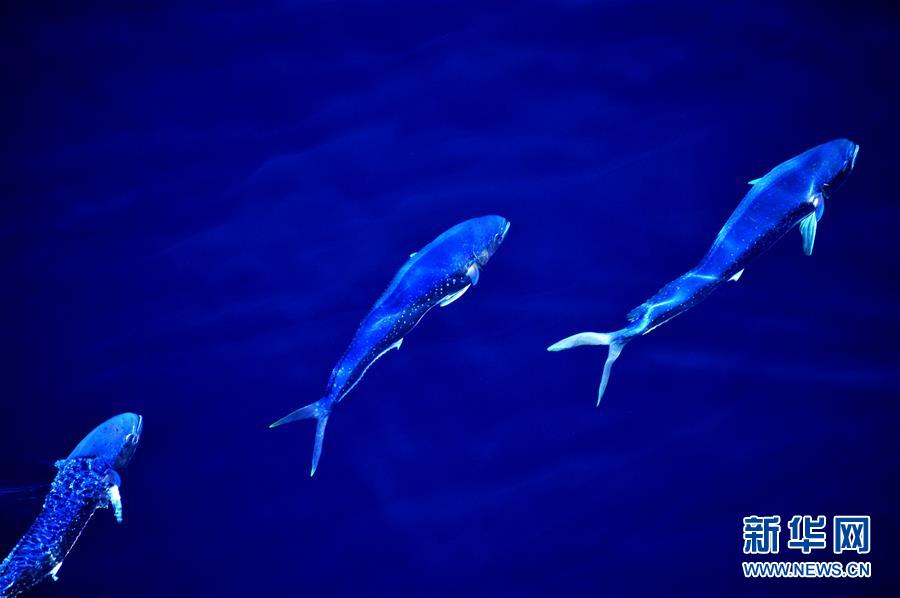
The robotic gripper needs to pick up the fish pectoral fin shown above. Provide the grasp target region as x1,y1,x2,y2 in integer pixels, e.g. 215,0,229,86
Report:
748,177,763,185
439,284,471,307
799,212,818,256
108,485,123,523
466,263,480,286
728,269,744,282
50,562,63,581
409,251,417,258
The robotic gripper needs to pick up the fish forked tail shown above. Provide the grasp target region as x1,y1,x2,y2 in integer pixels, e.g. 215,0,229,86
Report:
269,399,331,477
547,331,631,406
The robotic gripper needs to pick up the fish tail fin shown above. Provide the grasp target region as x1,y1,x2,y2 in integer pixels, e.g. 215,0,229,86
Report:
547,330,631,406
269,399,331,477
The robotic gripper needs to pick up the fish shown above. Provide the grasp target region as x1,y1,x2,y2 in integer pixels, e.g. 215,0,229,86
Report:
270,215,511,476
0,413,143,597
548,139,860,404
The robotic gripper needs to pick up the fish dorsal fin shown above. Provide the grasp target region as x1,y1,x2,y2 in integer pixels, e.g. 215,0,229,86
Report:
748,177,764,185
728,269,744,282
439,284,470,307
799,212,818,256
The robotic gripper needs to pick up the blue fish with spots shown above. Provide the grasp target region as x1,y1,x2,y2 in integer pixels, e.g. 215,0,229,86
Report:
548,139,859,404
1,413,142,597
270,216,510,475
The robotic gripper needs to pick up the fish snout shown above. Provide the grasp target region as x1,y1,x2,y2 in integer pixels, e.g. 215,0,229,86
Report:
499,219,511,242
124,414,143,449
486,217,511,260
834,138,859,173
819,139,859,196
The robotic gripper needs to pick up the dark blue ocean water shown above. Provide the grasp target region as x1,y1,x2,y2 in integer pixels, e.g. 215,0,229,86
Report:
2,2,898,596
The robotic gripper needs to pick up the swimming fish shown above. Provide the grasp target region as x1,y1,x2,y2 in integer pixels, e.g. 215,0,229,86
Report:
0,413,142,597
270,216,511,476
548,139,859,404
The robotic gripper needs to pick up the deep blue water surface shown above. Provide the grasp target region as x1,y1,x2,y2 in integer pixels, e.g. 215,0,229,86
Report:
2,2,898,596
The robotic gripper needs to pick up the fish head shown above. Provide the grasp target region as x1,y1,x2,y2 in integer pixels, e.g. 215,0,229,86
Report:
814,138,859,198
67,413,143,470
469,215,511,267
